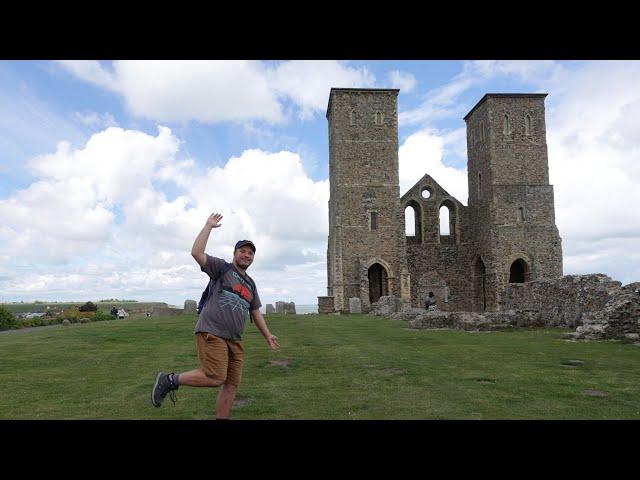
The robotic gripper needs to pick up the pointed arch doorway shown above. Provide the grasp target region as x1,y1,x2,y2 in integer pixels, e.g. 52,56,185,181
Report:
368,263,389,304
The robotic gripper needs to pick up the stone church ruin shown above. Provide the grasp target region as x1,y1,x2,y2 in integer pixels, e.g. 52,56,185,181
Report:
318,88,639,341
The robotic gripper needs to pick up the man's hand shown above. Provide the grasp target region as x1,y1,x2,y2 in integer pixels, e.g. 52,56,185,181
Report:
267,334,280,351
206,213,223,229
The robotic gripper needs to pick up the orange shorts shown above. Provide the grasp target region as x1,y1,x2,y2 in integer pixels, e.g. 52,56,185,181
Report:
195,332,244,387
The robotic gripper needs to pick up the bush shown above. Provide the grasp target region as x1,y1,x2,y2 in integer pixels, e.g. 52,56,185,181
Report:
59,306,81,322
79,301,98,312
17,316,62,329
0,306,18,331
92,310,112,322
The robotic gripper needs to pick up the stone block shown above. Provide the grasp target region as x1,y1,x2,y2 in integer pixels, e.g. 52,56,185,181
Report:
348,297,362,314
183,300,197,315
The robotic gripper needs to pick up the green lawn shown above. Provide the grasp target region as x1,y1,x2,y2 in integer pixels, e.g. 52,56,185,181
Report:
1,313,639,419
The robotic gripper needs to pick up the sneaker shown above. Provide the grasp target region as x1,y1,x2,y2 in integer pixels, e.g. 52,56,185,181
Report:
151,372,178,408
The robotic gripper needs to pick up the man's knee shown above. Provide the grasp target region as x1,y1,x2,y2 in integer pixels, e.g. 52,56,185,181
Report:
202,370,226,387
222,382,238,391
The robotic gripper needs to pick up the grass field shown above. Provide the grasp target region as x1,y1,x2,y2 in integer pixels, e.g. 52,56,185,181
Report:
1,313,639,419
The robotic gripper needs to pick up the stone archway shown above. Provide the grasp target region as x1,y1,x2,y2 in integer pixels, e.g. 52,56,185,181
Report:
509,258,529,283
368,263,389,304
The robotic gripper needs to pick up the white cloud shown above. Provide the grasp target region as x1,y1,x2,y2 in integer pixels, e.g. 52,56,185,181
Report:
388,70,417,93
0,126,330,305
399,129,468,204
543,62,640,282
268,60,376,120
73,111,118,129
400,60,560,127
56,60,376,124
400,60,640,283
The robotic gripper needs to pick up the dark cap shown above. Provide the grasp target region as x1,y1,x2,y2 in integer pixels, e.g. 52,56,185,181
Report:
234,240,256,252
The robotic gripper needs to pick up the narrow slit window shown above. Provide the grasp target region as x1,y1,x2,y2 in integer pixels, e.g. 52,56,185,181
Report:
371,211,378,230
525,114,531,135
478,173,482,200
504,114,511,135
350,110,356,126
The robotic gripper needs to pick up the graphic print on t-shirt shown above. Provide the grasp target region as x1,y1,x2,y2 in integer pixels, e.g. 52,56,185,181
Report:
218,269,253,314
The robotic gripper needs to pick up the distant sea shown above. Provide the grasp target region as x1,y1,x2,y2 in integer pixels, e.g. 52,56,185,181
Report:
170,304,319,314
260,304,318,314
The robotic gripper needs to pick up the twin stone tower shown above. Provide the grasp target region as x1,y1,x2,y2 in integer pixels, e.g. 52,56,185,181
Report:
321,88,563,314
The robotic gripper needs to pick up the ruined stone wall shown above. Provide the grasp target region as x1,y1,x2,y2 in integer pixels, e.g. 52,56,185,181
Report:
505,274,622,327
401,175,476,311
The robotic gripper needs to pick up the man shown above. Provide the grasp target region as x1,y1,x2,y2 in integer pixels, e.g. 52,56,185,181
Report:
425,291,437,311
151,212,280,419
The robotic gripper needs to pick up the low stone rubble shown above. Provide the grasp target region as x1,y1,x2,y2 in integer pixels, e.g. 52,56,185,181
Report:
367,275,640,341
564,282,640,341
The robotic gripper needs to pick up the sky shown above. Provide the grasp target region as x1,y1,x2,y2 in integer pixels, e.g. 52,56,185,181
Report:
0,60,639,307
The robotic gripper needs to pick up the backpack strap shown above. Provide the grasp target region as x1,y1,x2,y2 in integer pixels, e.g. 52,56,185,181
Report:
197,262,232,314
196,261,257,323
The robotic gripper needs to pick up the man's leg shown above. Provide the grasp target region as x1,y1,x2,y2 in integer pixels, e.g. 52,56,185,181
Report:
178,369,224,387
216,340,244,419
216,383,237,419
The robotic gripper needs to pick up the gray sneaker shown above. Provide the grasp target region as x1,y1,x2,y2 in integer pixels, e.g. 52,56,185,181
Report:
151,372,178,408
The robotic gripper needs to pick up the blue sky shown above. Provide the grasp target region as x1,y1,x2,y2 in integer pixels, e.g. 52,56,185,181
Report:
1,60,639,306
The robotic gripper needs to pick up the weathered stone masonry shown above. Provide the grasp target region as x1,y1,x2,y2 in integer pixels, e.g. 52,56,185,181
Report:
322,89,563,313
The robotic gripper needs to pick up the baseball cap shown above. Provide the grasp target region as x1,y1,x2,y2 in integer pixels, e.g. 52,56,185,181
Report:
234,240,256,252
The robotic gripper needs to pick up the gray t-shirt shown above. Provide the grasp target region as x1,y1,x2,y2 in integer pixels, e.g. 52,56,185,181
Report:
193,254,262,341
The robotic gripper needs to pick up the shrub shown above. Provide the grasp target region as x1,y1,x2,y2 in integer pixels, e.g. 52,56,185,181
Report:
0,306,18,331
92,310,112,322
60,306,81,322
79,301,98,312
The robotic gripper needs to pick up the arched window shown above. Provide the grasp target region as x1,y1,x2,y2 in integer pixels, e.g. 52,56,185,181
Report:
375,111,383,125
405,201,422,243
509,259,529,283
517,207,525,222
405,206,416,236
504,114,511,135
350,110,356,126
440,205,450,235
439,200,457,244
525,114,532,135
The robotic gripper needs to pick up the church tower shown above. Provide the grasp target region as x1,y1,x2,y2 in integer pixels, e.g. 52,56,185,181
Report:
325,88,410,313
464,94,563,311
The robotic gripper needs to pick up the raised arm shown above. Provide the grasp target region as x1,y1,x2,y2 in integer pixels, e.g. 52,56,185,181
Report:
191,213,223,268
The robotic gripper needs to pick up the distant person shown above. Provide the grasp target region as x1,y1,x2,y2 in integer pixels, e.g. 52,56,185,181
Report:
425,292,437,311
110,306,117,318
151,212,279,420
